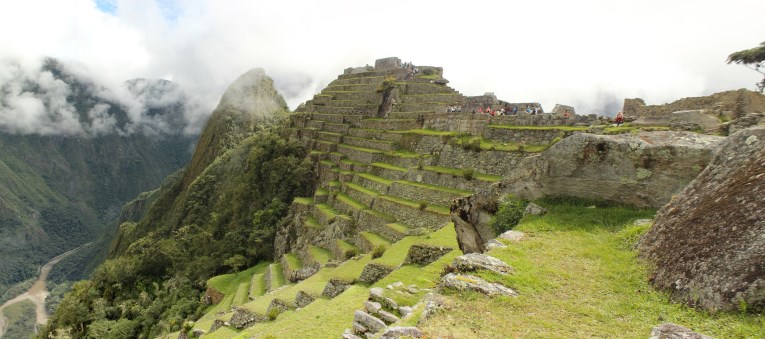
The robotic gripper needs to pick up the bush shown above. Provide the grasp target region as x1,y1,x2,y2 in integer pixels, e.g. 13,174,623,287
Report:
462,169,474,181
372,245,388,259
461,137,481,152
418,201,428,210
345,248,361,260
489,197,528,234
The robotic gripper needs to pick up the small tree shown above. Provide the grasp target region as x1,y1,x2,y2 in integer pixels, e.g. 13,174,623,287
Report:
727,41,765,93
224,254,247,274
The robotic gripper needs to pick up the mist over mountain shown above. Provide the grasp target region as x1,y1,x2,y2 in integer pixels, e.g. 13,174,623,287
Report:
0,58,197,305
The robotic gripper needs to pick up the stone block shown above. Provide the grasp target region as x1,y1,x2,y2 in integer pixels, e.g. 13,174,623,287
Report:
403,244,453,265
354,310,387,333
359,263,395,284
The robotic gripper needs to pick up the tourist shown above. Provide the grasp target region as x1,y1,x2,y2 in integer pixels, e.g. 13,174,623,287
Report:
615,111,625,126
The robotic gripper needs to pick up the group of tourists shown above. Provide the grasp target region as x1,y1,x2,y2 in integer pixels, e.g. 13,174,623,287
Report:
475,104,543,116
402,61,419,77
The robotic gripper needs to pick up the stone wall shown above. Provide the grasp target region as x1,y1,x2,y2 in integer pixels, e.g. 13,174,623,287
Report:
483,127,571,145
623,89,765,118
374,57,402,71
551,104,576,114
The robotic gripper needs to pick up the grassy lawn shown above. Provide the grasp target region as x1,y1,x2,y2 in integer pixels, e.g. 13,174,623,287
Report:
308,246,333,265
283,253,303,270
293,197,313,205
356,172,394,186
360,231,392,248
419,198,765,338
1,299,36,339
345,182,381,197
208,263,268,295
336,192,368,211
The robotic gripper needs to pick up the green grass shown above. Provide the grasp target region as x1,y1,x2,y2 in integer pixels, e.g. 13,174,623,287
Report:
336,192,368,210
456,135,551,153
371,161,408,172
315,203,338,220
355,172,393,186
372,223,457,268
386,222,410,234
208,264,268,295
603,125,671,135
360,231,392,248
283,253,304,270
423,165,503,182
248,273,266,300
308,246,332,265
420,198,765,338
396,129,460,136
269,263,286,290
305,216,322,229
328,180,341,188
320,159,335,166
345,182,381,197
385,149,422,158
314,188,329,196
293,197,313,205
340,158,367,167
231,282,250,307
488,124,588,131
397,180,473,196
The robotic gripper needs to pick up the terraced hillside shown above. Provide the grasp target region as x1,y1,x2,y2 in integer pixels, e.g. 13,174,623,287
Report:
178,60,679,338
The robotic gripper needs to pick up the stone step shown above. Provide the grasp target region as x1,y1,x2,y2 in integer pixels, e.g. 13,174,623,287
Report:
307,119,324,130
350,172,392,194
359,118,420,131
305,245,333,266
333,74,389,84
347,128,404,142
342,182,381,206
322,91,383,102
333,192,368,219
321,99,381,108
319,121,351,134
313,188,329,204
355,231,394,252
316,105,377,116
326,83,380,92
400,93,463,104
333,239,361,260
337,144,384,165
382,223,410,242
399,82,461,95
281,253,307,283
311,139,337,153
367,162,409,181
389,180,472,206
357,209,397,235
316,131,344,143
386,111,436,119
339,158,369,172
309,113,364,126
343,135,396,152
231,282,250,307
394,102,449,113
371,195,451,231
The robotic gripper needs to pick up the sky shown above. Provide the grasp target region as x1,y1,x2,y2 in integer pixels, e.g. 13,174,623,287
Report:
0,0,763,135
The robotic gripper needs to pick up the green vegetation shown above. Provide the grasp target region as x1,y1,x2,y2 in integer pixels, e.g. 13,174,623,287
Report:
293,197,313,205
489,196,528,233
345,182,381,197
355,172,394,186
283,253,303,270
727,41,765,93
208,264,267,297
269,263,286,290
43,126,314,338
2,300,37,339
398,180,472,196
397,129,459,136
304,216,322,229
421,198,765,338
308,246,332,265
360,232,392,249
378,195,450,215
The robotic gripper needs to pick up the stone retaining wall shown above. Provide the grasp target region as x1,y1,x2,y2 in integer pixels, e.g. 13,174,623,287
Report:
388,182,462,206
373,198,449,230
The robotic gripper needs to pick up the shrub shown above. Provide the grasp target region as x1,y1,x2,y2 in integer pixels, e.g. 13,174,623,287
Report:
267,308,280,320
376,76,397,93
345,248,361,260
489,197,528,234
372,245,388,259
418,201,428,210
462,169,474,181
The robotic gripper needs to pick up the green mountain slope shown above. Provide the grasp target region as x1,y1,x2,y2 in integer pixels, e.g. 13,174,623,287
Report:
42,69,314,338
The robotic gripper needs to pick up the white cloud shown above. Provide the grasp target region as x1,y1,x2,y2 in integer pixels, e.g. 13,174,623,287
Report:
0,0,763,135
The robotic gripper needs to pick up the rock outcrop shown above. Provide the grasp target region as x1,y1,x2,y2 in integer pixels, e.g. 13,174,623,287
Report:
638,127,765,312
440,273,518,296
452,131,723,253
649,323,713,339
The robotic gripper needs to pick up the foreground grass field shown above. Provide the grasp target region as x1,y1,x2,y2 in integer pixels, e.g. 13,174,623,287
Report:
420,198,765,338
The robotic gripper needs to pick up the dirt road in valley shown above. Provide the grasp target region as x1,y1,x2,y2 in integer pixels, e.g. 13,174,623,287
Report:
0,244,90,336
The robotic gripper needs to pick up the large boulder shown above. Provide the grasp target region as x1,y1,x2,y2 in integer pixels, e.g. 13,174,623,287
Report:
638,126,765,312
452,131,722,253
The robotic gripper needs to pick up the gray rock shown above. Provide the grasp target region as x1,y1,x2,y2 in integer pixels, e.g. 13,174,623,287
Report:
265,299,290,318
451,253,513,275
208,319,224,333
419,293,446,323
398,306,413,317
178,331,189,339
639,127,765,312
370,287,385,301
485,239,507,250
378,309,400,324
498,230,525,242
295,290,315,308
365,301,382,314
387,282,404,290
325,260,341,268
406,285,420,294
524,202,547,215
352,322,367,335
633,219,653,226
191,329,206,337
649,323,714,339
403,244,453,265
322,279,352,298
383,297,399,311
228,307,267,329
343,329,363,339
440,273,518,296
354,310,387,333
359,263,395,284
381,326,424,338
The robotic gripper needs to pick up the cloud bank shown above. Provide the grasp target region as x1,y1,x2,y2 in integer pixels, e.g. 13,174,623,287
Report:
0,0,763,135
